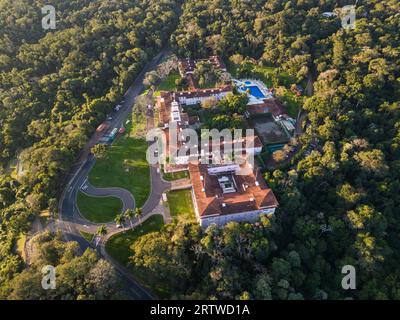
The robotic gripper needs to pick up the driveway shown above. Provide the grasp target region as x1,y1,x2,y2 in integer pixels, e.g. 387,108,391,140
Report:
81,180,136,214
58,47,171,299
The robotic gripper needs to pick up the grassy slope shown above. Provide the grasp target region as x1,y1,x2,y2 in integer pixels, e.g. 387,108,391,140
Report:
77,191,123,223
88,113,150,208
79,230,95,243
105,214,164,266
105,214,173,297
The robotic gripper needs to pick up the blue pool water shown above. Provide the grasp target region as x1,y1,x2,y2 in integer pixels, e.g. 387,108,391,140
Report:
244,80,252,85
244,85,265,99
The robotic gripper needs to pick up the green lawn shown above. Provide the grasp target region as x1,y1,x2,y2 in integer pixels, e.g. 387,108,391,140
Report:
167,189,195,222
276,87,304,118
105,214,164,267
88,113,150,208
77,191,123,223
228,61,295,85
79,230,94,243
252,65,275,87
163,170,189,181
154,71,181,96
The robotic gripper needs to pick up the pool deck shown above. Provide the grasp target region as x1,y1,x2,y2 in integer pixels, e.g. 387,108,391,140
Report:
233,79,274,104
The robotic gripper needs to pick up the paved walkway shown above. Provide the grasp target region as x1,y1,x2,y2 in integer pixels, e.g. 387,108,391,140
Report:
170,178,192,190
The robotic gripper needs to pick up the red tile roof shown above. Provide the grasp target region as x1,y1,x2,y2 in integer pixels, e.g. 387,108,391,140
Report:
247,98,288,117
189,161,278,218
178,56,227,75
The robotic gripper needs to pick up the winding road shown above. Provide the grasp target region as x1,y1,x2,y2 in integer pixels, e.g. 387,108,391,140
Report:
58,48,171,299
80,175,136,215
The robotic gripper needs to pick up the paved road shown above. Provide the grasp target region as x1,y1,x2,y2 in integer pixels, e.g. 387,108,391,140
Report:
58,48,171,300
82,181,136,214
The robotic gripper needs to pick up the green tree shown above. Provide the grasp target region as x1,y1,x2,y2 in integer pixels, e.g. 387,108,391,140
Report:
124,209,135,229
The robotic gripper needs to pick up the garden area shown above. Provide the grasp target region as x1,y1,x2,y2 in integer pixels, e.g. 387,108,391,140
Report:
153,71,182,97
76,191,123,223
275,86,305,118
105,214,169,296
167,189,195,222
162,169,189,181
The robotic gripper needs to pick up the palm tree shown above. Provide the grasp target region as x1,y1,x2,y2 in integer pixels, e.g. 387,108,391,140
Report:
96,225,108,237
135,207,143,224
124,209,134,229
114,214,125,229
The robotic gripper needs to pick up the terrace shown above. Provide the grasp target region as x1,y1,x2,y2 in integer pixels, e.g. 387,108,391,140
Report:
233,79,274,104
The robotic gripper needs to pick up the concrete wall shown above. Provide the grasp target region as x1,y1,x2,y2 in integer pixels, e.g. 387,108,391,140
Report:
199,208,276,228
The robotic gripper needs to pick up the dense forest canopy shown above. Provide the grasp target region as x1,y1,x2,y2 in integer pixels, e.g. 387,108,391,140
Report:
141,0,400,299
0,0,181,298
1,0,400,300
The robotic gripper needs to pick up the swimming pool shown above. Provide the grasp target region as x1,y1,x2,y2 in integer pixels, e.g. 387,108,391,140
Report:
244,85,266,99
